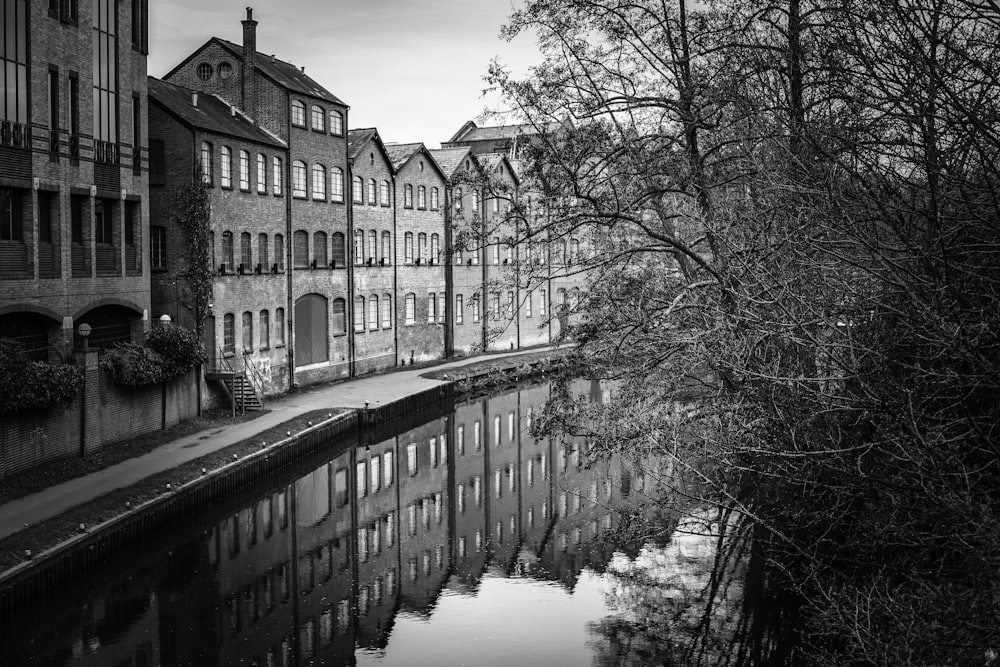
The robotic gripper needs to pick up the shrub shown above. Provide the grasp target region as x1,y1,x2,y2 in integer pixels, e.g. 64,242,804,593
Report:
144,325,207,379
100,343,166,389
0,340,83,414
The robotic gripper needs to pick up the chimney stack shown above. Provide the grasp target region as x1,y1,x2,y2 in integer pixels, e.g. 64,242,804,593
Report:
241,7,258,121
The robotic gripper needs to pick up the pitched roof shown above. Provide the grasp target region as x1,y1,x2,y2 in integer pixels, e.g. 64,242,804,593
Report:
427,147,476,179
383,142,423,170
147,77,286,148
475,152,520,186
446,121,541,144
347,128,378,160
214,38,346,105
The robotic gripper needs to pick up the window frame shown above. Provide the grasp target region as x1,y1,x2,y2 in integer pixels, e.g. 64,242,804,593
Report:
291,100,306,128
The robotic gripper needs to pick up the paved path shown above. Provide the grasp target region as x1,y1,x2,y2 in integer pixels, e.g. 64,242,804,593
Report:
0,347,555,542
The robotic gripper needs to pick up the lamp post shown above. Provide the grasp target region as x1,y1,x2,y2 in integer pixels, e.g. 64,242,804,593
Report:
77,323,91,350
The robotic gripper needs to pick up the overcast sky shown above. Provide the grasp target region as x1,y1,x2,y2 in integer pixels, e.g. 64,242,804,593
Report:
148,0,539,147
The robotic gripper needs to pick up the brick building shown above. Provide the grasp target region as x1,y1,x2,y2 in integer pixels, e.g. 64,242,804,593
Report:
0,0,151,360
147,76,291,394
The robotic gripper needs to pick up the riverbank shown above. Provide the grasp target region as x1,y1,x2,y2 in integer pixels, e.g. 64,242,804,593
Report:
0,346,566,578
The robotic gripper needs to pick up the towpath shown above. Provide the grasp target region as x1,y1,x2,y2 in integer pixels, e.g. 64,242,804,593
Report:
0,347,552,542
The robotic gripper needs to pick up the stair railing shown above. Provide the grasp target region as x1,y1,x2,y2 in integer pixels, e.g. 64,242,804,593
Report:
218,347,234,373
242,351,267,407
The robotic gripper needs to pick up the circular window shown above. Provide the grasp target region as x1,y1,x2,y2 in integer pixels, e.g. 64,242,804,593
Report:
217,62,234,80
196,62,213,81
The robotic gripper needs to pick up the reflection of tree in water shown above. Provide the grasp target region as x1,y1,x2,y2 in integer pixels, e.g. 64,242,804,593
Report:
587,507,802,667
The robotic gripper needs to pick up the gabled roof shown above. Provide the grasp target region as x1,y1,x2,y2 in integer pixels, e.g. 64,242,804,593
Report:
445,120,543,144
384,142,447,181
427,146,481,180
164,37,346,107
347,127,394,169
474,152,520,187
148,77,286,148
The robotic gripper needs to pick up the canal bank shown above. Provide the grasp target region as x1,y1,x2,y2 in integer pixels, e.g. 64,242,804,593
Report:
0,347,567,608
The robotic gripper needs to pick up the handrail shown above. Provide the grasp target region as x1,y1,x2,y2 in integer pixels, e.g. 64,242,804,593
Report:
217,347,233,373
242,351,267,406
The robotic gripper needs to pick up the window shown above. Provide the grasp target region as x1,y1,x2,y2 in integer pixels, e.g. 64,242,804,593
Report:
292,161,307,198
294,230,309,268
367,230,377,263
417,186,426,209
507,291,515,318
242,311,253,352
240,232,252,269
439,292,446,323
256,154,267,193
455,187,463,211
93,0,119,147
427,293,437,323
260,310,270,349
314,231,328,267
354,297,365,332
331,232,346,267
380,180,390,206
200,142,213,183
368,296,378,330
1,1,27,127
472,295,481,322
311,105,324,131
330,167,344,202
418,233,427,262
404,232,414,264
223,314,235,354
239,150,250,190
221,231,234,269
404,184,413,209
0,188,23,243
490,293,500,320
196,63,213,80
430,234,439,263
570,238,580,264
455,294,464,324
329,110,343,136
430,187,439,210
526,290,533,318
505,243,513,264
312,164,326,200
492,238,501,265
291,100,306,127
274,233,285,271
367,179,377,206
220,146,232,188
257,233,268,270
407,444,418,476
493,197,501,213
276,307,285,345
332,298,346,334
150,225,166,270
381,294,391,328
352,176,363,204
381,231,391,265
353,230,364,265
383,451,394,486
472,191,480,210
48,68,59,133
540,288,547,316
272,157,283,195
404,294,416,325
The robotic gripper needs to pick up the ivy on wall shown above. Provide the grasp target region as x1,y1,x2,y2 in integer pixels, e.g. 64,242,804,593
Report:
0,341,83,415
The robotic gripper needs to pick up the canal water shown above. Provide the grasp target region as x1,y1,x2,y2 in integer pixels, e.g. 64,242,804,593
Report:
0,379,780,666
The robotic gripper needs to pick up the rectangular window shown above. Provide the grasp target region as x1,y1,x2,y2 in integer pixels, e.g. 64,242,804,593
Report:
257,154,267,193
370,457,380,492
272,157,283,195
526,290,532,318
439,292,446,323
381,295,392,328
0,188,24,242
239,150,250,190
38,191,54,244
354,297,365,332
383,451,394,487
404,233,414,264
472,295,480,323
68,73,80,152
94,199,114,244
368,297,378,330
455,294,464,324
407,444,418,476
540,289,547,317
131,94,140,170
356,461,367,497
48,67,60,133
1,1,29,128
405,294,415,325
92,0,120,147
150,139,165,184
427,293,436,323
260,310,270,349
276,308,285,346
131,0,149,54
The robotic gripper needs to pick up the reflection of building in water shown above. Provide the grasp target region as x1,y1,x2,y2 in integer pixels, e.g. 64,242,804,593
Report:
3,380,673,666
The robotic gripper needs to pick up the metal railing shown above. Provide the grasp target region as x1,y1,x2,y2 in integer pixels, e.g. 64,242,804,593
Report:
0,120,29,149
242,351,267,406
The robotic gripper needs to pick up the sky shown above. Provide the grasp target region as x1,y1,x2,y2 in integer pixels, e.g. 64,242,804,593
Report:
148,0,542,148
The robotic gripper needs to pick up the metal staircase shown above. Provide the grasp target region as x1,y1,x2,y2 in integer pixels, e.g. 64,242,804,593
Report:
205,348,266,413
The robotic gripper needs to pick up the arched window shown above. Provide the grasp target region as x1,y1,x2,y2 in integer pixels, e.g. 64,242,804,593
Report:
381,294,392,328
257,233,268,270
310,105,324,131
430,187,439,210
381,231,391,264
427,292,437,323
352,175,363,203
242,311,253,352
200,141,213,183
368,295,379,330
471,294,481,322
354,296,365,332
471,190,480,210
404,293,416,325
223,313,235,353
330,167,344,202
239,150,250,190
430,233,440,263
291,100,306,127
293,230,309,268
292,161,307,197
240,232,252,269
354,229,364,265
417,233,427,262
272,157,283,195
331,298,346,334
295,294,329,366
559,239,568,265
417,185,426,209
220,146,232,188
221,231,234,270
331,232,346,267
404,184,413,209
492,237,501,265
256,153,267,193
329,110,344,136
404,232,414,264
380,180,390,206
368,230,377,263
314,231,328,267
367,179,377,206
259,310,270,349
274,233,285,271
455,187,463,210
570,238,580,264
311,164,326,200
275,307,286,345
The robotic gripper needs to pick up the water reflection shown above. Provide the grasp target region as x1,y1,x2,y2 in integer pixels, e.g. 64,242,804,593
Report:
0,379,791,666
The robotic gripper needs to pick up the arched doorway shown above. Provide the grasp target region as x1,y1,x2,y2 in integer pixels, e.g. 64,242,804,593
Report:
0,312,60,361
75,305,137,349
295,294,328,367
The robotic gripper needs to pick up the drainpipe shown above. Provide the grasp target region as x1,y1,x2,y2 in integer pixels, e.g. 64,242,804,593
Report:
346,132,356,377
443,180,454,357
285,93,295,389
392,168,399,365
480,182,488,353
514,179,521,349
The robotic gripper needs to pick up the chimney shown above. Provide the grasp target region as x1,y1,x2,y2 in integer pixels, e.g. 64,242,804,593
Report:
191,93,199,107
241,7,258,121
